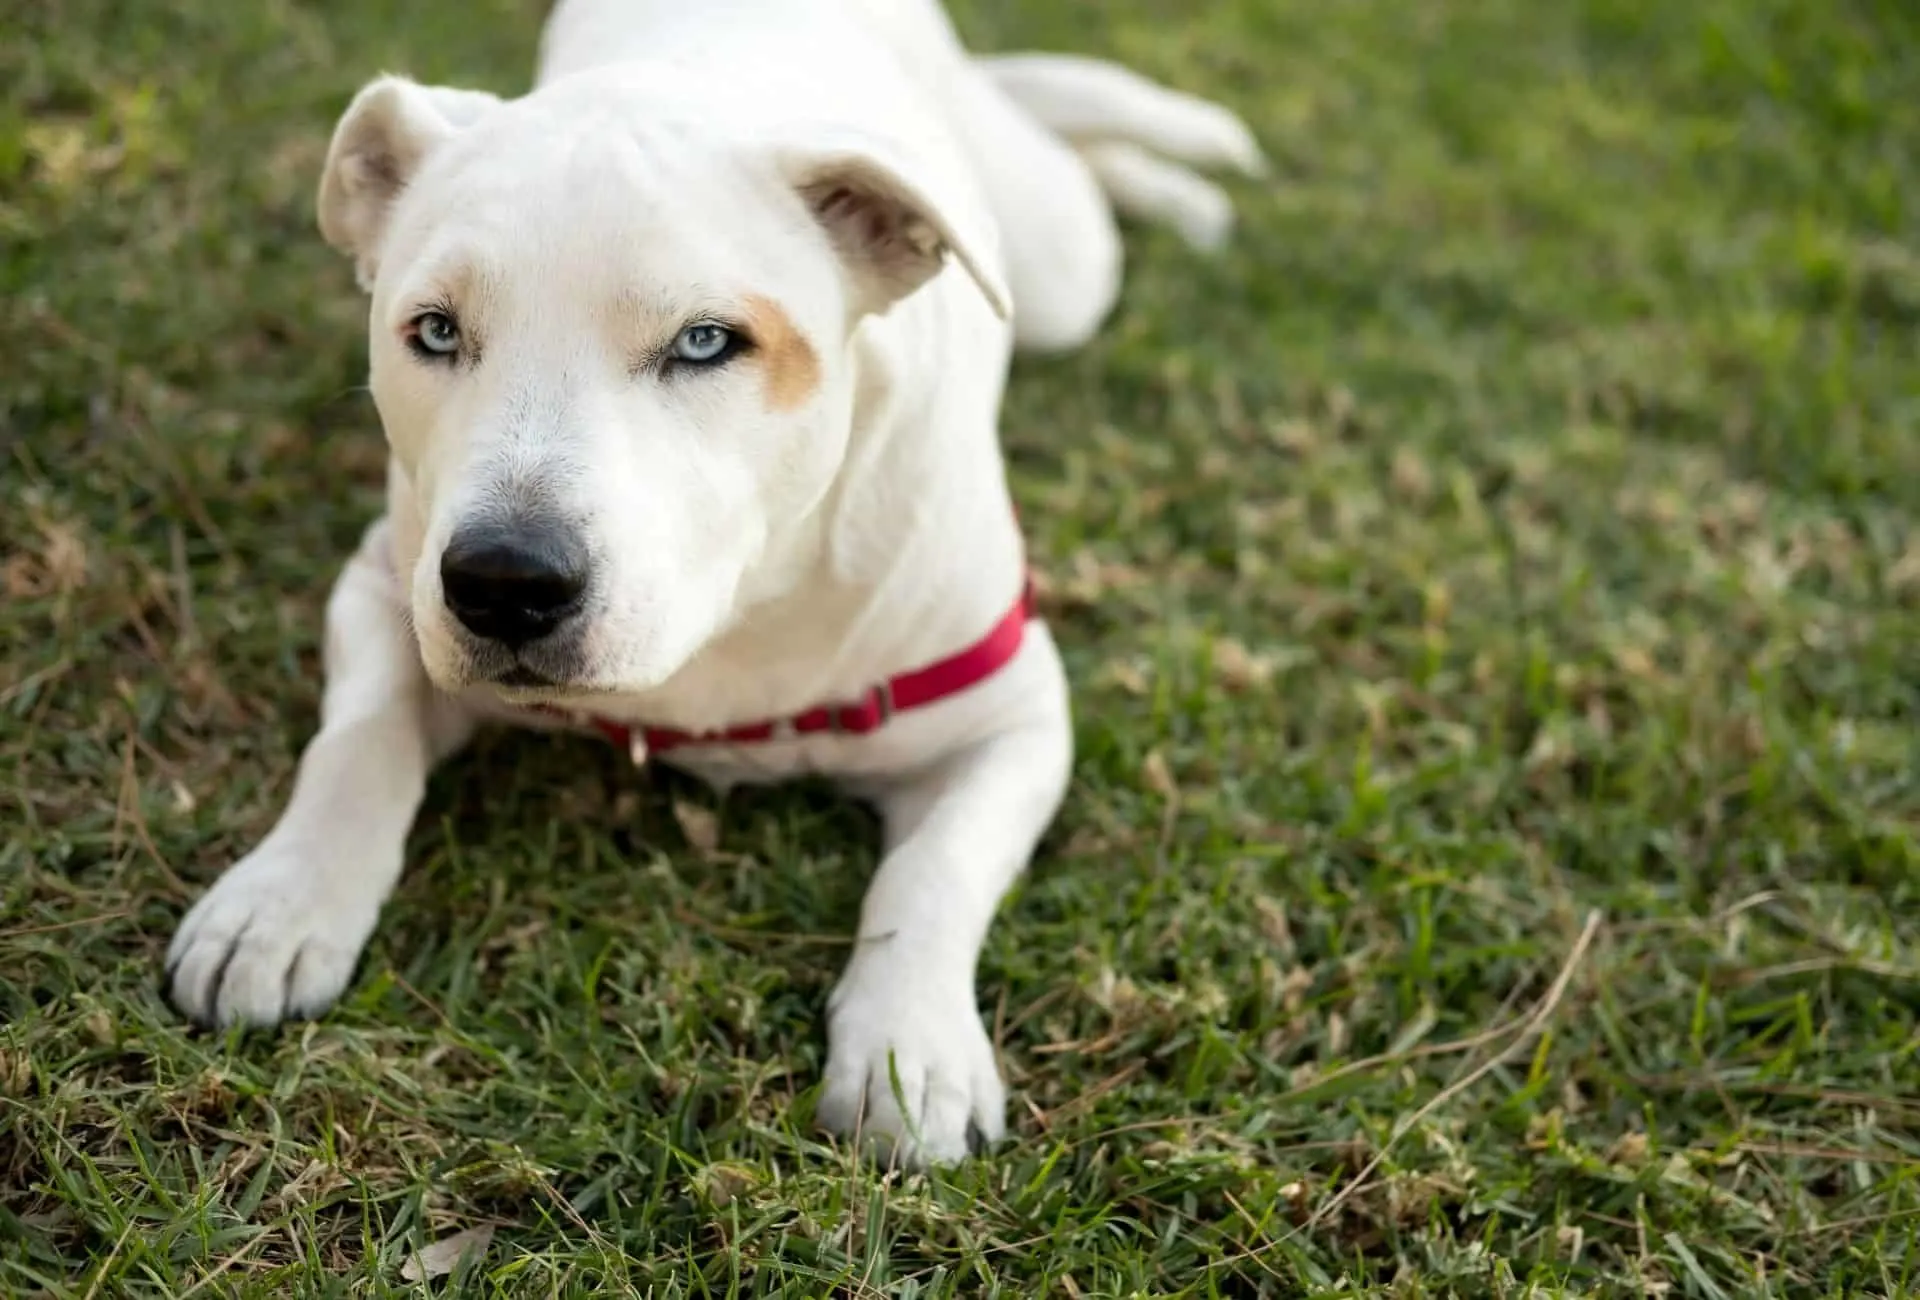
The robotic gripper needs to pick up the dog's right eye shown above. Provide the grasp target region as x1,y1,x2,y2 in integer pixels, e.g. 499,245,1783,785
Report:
407,311,462,361
671,322,741,366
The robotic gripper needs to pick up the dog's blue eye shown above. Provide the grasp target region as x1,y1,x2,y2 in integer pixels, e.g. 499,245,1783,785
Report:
673,323,734,364
411,311,461,358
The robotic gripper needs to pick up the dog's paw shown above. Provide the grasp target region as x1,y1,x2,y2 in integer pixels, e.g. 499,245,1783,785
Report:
165,844,378,1029
817,958,1006,1168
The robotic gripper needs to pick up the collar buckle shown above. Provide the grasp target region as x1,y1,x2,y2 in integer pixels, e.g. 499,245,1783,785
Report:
832,681,895,735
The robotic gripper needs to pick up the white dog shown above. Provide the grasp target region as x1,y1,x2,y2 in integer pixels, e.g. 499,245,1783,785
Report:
166,0,1259,1166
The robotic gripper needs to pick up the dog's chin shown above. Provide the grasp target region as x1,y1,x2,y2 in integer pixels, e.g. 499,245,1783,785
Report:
485,663,563,700
463,653,669,707
487,655,676,705
416,642,579,701
445,656,593,702
416,611,710,705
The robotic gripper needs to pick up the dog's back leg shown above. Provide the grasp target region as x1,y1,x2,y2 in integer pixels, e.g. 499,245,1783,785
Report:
949,52,1263,354
946,66,1126,355
980,53,1264,179
982,52,1265,258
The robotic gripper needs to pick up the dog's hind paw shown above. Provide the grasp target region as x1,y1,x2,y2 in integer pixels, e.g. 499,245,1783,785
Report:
164,843,378,1029
816,956,1006,1168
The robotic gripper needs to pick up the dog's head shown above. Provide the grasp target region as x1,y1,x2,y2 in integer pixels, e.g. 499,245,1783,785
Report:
316,72,1008,700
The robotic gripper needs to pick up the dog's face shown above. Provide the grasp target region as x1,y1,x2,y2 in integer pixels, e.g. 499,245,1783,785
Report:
317,74,1006,700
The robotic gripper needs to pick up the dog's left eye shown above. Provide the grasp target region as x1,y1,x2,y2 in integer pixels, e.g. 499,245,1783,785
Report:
672,323,738,365
408,310,462,360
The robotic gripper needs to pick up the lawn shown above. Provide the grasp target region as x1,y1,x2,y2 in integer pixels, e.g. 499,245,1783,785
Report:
4,0,1918,1293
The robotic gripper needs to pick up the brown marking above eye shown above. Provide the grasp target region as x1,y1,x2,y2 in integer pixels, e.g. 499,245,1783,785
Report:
742,294,821,412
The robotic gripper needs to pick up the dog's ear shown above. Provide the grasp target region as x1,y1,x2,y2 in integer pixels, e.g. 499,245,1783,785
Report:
779,133,1011,322
317,76,502,290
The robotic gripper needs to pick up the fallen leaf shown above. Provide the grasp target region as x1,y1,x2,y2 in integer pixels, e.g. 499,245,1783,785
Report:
1389,447,1433,502
695,1162,761,1208
1279,965,1314,1014
1,555,37,598
400,1225,494,1282
1097,658,1150,695
1062,549,1148,606
1607,1131,1650,1165
37,517,89,592
1268,418,1320,455
1613,644,1658,680
1254,895,1293,949
673,799,720,856
1141,750,1177,800
0,1049,30,1095
1211,638,1275,691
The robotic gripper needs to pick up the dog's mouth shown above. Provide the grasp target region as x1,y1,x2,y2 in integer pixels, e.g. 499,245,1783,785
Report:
480,657,626,707
495,664,556,689
445,631,593,696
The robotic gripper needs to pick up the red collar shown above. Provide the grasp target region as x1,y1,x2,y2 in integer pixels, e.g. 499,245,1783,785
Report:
570,580,1033,764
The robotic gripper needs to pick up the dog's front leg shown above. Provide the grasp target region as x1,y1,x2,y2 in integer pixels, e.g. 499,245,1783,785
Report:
166,518,474,1028
818,650,1073,1167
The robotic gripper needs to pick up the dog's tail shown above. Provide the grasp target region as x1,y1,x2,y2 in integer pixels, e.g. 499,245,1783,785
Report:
978,52,1264,251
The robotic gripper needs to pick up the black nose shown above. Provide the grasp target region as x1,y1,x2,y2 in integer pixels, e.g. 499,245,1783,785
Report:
440,523,590,648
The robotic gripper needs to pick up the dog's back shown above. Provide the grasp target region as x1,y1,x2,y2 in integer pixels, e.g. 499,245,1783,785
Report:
536,0,1263,352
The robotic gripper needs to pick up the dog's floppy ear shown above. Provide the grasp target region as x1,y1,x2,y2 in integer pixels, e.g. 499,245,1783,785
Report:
779,132,1011,322
317,76,501,289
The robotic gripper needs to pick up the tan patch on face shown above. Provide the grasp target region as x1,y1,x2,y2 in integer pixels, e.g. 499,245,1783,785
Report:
743,294,821,412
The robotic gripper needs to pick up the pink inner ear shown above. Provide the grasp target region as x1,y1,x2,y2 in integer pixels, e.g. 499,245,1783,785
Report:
799,164,958,311
815,184,898,247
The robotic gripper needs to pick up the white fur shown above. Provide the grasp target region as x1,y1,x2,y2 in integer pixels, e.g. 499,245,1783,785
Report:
167,0,1257,1168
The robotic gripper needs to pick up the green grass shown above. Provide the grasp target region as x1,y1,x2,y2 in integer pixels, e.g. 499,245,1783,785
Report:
4,0,1919,1293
